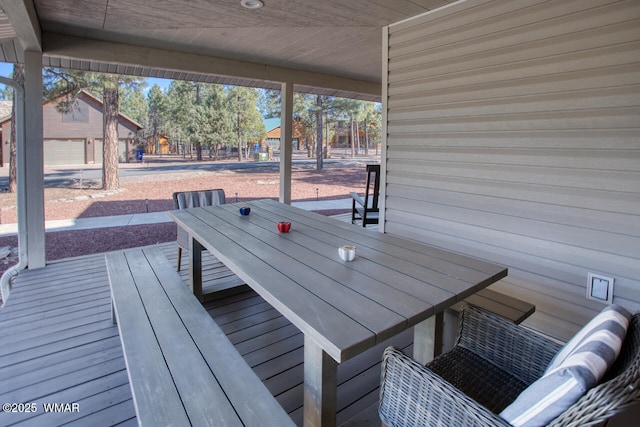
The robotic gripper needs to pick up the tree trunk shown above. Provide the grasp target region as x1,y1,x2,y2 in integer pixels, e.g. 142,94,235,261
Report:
364,123,369,156
350,115,356,158
237,93,242,162
195,84,203,161
8,64,25,193
316,95,323,171
355,120,360,156
102,81,119,190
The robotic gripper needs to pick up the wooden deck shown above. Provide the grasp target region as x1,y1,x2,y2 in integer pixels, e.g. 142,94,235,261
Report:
0,216,405,426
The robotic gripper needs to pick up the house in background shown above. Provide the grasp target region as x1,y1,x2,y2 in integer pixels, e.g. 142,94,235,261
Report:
330,120,365,149
0,101,12,118
0,100,12,165
264,117,308,150
146,134,170,154
0,90,143,166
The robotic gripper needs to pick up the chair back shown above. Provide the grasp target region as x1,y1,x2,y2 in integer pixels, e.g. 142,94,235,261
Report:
173,189,227,253
364,164,380,211
173,189,226,210
550,312,640,426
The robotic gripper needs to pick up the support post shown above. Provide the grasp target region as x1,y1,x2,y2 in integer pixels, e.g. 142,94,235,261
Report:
303,335,337,427
24,50,45,269
189,237,203,302
279,81,293,204
111,296,117,325
413,312,444,365
379,26,390,234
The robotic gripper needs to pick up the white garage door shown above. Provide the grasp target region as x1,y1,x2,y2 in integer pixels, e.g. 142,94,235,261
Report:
94,139,129,164
44,139,85,166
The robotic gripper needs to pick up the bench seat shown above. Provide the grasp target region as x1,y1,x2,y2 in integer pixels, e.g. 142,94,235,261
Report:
450,288,535,324
442,288,535,353
350,192,380,222
106,247,293,427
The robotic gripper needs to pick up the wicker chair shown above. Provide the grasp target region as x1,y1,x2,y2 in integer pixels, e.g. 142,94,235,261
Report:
172,189,226,271
379,304,640,427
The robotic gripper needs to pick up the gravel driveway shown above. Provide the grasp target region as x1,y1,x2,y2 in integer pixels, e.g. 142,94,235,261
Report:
0,161,369,276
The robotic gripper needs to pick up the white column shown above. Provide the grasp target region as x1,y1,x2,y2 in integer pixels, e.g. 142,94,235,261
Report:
279,81,293,204
24,50,45,269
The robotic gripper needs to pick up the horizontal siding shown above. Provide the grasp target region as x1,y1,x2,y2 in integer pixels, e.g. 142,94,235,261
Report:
42,93,139,140
384,0,640,340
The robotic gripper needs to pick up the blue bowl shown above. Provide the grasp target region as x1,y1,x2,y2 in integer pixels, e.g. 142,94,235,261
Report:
239,206,251,216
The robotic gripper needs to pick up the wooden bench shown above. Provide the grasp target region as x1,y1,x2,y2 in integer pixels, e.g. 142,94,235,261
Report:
106,247,294,427
351,164,380,227
441,288,535,353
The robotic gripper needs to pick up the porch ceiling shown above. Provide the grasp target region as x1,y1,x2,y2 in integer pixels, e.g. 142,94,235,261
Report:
0,0,455,101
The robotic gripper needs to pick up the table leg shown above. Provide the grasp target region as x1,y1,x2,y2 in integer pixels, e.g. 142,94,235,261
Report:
413,312,444,364
189,237,203,302
303,335,337,427
111,295,117,325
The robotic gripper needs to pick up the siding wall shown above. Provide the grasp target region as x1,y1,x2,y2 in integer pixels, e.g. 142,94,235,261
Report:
384,0,640,340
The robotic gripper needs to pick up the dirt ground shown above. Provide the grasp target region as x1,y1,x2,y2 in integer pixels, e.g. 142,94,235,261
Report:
0,160,370,276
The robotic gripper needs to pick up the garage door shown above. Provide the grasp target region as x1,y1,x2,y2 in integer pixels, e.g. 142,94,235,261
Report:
94,139,128,163
44,139,85,166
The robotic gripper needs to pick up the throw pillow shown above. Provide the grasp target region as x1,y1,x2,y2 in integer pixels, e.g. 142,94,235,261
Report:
500,304,632,427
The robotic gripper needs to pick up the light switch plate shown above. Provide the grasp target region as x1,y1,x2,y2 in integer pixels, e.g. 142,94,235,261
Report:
587,273,614,304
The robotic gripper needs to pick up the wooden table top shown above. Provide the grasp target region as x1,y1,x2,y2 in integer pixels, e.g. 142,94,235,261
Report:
169,199,507,363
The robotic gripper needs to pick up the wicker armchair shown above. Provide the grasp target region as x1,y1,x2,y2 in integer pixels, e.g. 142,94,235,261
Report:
379,304,640,427
172,189,226,271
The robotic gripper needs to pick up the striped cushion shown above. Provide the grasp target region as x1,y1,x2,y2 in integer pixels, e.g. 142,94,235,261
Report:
500,304,631,427
175,189,226,209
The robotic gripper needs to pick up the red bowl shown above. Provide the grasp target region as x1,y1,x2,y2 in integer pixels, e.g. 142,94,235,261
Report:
277,221,291,233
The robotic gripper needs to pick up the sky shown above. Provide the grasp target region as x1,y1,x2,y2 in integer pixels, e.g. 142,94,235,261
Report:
0,62,12,77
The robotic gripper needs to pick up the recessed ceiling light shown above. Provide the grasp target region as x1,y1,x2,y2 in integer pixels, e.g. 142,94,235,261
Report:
241,0,264,9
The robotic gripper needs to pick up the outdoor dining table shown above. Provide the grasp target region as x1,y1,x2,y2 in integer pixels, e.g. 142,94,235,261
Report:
168,198,508,427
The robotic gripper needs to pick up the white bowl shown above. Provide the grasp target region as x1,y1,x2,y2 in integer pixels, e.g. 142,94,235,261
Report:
338,245,356,262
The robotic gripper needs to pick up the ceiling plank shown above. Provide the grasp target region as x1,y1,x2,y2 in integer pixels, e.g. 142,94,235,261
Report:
28,0,457,89
0,0,42,51
42,32,381,101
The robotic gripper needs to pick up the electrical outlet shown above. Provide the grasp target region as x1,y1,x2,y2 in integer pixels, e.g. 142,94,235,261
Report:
587,273,614,304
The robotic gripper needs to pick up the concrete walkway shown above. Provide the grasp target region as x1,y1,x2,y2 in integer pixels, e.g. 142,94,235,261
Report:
0,198,353,237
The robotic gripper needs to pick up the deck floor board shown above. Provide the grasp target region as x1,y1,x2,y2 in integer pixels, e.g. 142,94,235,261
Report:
1,219,390,426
